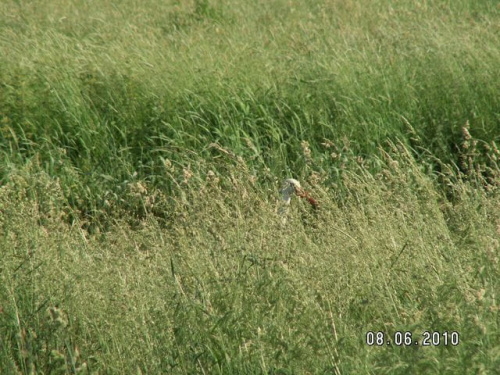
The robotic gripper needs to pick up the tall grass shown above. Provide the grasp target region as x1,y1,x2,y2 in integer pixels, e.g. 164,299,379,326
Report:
1,142,499,373
1,0,499,373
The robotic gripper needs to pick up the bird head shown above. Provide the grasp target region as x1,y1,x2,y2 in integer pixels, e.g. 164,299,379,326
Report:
280,178,302,204
280,178,318,209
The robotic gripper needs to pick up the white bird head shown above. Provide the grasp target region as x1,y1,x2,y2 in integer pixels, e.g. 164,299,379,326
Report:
280,178,302,205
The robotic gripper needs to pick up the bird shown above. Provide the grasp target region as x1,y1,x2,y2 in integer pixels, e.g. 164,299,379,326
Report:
279,178,318,224
278,178,358,243
280,178,319,208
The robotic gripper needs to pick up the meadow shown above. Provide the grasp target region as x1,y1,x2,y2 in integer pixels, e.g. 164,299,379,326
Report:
1,0,499,373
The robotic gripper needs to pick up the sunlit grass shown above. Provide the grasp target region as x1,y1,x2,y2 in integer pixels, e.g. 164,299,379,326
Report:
1,141,499,373
1,0,499,373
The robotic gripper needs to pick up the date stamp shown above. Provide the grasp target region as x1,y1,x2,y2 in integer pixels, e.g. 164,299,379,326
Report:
365,331,460,347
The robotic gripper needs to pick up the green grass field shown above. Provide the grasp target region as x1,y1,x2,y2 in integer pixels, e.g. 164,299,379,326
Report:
1,0,499,373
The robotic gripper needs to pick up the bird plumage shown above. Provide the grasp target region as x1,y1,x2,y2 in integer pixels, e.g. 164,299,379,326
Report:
280,178,318,209
279,178,318,224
